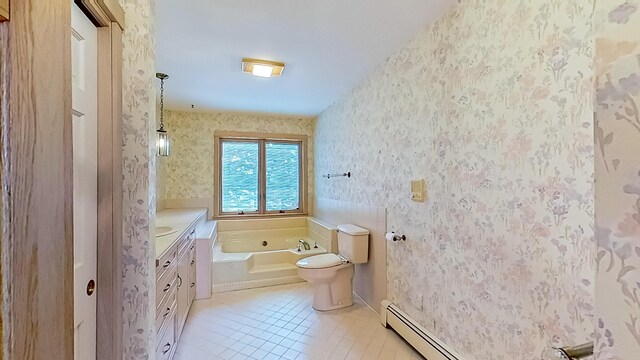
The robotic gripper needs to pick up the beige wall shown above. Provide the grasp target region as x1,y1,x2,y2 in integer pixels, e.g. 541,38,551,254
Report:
594,1,640,359
159,110,315,215
315,0,595,358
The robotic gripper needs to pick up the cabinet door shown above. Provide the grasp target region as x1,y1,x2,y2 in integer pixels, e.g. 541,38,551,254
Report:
188,245,196,305
176,249,189,337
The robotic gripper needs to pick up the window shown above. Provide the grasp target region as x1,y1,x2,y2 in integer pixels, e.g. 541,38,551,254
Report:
220,141,260,213
215,132,307,217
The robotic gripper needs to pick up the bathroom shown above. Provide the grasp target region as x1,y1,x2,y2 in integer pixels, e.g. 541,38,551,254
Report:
2,1,639,360
149,0,637,359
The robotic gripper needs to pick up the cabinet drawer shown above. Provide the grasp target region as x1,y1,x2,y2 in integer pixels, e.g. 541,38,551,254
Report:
156,311,176,360
178,228,195,256
156,263,177,306
156,286,176,335
156,247,177,280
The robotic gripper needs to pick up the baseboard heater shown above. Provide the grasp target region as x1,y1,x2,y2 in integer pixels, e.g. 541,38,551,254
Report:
381,301,464,360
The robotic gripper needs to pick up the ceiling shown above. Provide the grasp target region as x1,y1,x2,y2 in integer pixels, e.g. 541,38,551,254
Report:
155,0,454,117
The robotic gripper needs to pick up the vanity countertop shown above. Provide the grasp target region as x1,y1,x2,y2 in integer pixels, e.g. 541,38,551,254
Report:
156,208,208,259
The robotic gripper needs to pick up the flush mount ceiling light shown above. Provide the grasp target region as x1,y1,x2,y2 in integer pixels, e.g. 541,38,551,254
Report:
242,58,285,78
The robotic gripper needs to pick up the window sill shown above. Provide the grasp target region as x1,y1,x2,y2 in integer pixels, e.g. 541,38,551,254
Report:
214,212,309,220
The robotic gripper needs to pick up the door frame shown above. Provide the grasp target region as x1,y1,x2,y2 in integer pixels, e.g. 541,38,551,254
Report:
76,1,125,359
1,1,125,359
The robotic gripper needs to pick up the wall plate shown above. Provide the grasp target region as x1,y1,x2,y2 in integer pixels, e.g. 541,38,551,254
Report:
411,179,426,202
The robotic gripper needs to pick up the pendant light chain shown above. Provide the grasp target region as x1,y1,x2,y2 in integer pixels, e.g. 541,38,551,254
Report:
159,76,165,130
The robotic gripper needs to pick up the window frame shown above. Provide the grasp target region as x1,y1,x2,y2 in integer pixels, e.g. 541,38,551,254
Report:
214,131,308,219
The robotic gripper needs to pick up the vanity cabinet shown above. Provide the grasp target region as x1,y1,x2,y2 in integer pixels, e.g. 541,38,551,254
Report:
176,228,196,336
156,225,197,360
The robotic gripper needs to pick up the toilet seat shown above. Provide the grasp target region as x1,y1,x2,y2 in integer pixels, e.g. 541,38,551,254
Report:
296,254,345,269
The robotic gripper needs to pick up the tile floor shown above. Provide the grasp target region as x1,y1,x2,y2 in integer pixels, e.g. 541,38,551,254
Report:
174,282,425,360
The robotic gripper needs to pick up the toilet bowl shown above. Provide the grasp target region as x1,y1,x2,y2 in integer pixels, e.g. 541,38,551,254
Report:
297,254,354,311
296,224,369,311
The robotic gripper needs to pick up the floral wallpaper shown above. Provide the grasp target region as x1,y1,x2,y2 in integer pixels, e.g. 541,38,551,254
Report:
315,1,596,359
157,154,167,208
594,1,640,359
157,104,167,208
120,0,157,358
160,110,315,211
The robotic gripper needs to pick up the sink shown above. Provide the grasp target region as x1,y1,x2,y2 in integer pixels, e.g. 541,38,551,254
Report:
156,226,178,237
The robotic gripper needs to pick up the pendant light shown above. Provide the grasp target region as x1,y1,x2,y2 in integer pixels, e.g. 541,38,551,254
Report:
156,72,171,157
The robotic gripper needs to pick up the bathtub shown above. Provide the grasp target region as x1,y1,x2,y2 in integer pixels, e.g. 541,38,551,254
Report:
212,217,337,293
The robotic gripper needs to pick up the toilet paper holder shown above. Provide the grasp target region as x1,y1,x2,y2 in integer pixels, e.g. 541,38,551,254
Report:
386,232,406,242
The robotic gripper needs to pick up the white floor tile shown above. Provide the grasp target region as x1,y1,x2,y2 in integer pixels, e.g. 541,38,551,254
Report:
176,283,424,360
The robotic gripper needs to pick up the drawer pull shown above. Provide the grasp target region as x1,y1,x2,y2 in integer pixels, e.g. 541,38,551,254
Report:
163,284,171,293
163,307,170,318
162,343,172,355
177,275,183,287
162,260,171,268
190,260,195,265
190,245,195,250
190,282,195,288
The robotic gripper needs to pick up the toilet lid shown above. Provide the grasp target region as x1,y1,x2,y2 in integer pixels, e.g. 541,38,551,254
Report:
296,254,343,269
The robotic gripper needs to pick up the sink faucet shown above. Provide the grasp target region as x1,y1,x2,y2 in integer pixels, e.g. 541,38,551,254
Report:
299,239,311,251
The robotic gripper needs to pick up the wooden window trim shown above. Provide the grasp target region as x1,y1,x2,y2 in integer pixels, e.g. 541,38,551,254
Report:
214,131,308,219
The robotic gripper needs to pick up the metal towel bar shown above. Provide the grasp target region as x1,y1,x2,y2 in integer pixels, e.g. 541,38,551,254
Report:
542,342,593,360
323,172,351,179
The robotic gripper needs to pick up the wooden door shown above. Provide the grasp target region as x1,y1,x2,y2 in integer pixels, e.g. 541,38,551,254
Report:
72,3,98,359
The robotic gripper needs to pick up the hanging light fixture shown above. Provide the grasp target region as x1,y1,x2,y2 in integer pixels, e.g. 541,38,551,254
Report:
156,72,171,157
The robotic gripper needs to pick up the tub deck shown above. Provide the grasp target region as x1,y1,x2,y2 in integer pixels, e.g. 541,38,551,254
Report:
212,217,337,293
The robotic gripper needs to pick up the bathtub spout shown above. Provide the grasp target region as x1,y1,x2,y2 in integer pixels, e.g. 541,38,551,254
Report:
299,239,311,251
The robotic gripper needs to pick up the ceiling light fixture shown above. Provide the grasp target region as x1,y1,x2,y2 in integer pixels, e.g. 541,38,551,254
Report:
156,72,171,157
242,58,285,78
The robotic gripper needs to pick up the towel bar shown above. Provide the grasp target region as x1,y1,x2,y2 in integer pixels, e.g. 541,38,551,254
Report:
542,342,593,360
323,172,351,179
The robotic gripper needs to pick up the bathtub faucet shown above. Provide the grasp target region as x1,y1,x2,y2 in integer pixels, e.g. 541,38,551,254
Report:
299,239,311,251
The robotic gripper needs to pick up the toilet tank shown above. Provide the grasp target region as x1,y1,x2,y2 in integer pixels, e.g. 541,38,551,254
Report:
337,224,369,264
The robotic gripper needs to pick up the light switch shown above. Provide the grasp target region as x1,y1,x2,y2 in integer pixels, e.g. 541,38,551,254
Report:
411,179,426,202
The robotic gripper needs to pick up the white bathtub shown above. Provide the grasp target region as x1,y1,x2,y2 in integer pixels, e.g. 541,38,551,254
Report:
212,217,337,293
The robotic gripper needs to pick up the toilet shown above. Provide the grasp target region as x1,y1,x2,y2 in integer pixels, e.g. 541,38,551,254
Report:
296,224,369,311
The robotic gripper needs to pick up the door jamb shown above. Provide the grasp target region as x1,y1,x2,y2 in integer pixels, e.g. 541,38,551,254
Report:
0,0,7,21
74,1,125,359
2,1,74,359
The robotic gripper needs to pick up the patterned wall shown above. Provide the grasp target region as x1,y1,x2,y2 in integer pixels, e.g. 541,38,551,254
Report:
120,0,157,358
161,110,315,210
594,1,640,359
315,1,595,359
157,102,167,207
